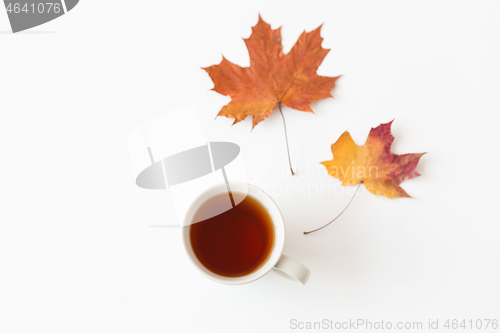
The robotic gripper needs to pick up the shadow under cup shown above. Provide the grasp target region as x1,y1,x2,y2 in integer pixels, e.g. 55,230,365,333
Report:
182,182,285,285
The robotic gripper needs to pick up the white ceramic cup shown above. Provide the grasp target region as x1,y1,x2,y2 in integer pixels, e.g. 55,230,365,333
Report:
182,181,310,285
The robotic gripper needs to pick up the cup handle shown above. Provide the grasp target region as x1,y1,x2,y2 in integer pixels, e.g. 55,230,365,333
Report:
272,254,311,285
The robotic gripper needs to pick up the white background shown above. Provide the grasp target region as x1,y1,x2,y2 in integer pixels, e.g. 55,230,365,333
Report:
1,1,499,332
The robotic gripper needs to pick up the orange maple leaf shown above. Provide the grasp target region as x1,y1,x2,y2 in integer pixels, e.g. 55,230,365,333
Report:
321,121,425,199
203,16,339,128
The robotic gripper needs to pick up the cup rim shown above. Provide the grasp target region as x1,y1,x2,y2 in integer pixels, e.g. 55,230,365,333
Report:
181,181,285,285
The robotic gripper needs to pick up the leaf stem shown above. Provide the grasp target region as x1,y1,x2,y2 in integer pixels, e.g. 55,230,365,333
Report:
278,103,295,176
303,183,362,234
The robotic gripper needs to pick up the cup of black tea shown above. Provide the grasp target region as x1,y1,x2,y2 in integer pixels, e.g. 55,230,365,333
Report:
182,182,310,285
